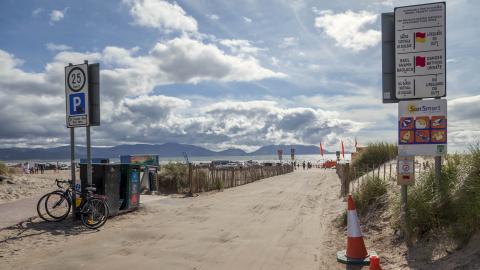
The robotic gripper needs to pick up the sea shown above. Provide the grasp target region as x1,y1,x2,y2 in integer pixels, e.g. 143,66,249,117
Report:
3,154,351,166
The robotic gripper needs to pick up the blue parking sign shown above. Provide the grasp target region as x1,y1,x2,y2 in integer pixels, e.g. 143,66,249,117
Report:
69,93,86,115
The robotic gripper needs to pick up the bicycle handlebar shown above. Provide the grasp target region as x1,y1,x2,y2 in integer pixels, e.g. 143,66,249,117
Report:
55,179,72,189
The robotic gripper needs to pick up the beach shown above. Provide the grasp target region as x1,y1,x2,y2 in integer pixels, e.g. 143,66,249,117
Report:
0,170,75,204
0,168,347,270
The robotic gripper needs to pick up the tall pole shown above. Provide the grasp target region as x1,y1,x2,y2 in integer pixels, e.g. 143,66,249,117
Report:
84,60,92,187
86,126,92,186
70,127,76,216
434,96,442,192
435,156,441,192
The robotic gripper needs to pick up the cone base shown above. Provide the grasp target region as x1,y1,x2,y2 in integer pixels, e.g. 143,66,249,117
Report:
336,250,377,265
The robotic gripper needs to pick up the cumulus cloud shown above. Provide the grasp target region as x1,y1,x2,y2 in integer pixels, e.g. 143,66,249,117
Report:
0,41,285,148
314,10,380,52
49,9,65,24
123,0,198,32
149,37,284,83
199,100,362,148
46,43,72,51
0,46,358,149
219,39,263,56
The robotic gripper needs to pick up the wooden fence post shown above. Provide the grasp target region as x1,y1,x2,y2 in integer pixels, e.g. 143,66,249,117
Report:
188,163,193,195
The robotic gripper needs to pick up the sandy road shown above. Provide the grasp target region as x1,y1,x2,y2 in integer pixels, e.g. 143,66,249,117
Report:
1,168,346,270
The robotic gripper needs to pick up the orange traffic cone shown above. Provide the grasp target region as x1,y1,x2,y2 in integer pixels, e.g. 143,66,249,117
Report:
337,194,377,265
369,255,383,270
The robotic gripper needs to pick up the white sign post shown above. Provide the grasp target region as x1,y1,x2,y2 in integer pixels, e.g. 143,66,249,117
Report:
398,99,447,156
395,2,446,99
65,64,89,127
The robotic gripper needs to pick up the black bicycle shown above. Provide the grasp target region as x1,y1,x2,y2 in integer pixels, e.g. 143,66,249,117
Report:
37,179,110,229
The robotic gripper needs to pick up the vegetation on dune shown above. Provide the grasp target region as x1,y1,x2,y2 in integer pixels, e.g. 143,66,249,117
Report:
158,163,188,193
353,175,389,215
338,175,388,226
352,142,398,169
0,162,15,175
395,143,480,245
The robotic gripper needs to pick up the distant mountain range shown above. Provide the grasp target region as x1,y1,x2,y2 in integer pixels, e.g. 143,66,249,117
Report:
0,143,333,161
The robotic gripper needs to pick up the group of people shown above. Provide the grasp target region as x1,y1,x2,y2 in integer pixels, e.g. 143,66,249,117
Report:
22,163,45,174
292,161,314,170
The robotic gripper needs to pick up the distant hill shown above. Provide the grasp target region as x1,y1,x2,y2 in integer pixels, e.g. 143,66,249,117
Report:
0,142,330,161
250,144,332,156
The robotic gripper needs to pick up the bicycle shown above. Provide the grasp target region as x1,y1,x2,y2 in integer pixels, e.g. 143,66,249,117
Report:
37,179,110,229
36,179,74,222
79,185,109,229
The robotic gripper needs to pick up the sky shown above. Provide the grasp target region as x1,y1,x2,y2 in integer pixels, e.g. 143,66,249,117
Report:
0,0,478,152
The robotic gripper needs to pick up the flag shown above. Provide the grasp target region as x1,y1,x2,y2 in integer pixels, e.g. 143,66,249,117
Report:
341,140,345,159
355,137,358,148
320,142,324,157
415,32,426,43
416,56,426,67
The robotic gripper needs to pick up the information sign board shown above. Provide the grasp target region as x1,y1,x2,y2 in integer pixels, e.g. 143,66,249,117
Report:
65,64,89,127
398,99,447,156
395,2,446,99
397,156,415,185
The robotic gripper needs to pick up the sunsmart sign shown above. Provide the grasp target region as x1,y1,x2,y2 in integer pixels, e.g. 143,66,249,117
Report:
65,64,89,127
398,99,447,156
395,2,446,99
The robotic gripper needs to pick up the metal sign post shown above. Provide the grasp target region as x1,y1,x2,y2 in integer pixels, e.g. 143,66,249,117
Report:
65,60,100,218
70,117,76,216
383,2,447,241
84,61,92,188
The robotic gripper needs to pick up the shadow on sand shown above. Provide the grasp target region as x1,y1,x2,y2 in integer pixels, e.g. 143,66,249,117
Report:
0,216,96,244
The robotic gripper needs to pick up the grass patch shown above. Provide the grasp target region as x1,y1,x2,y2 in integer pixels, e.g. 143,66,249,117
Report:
158,163,188,193
0,162,15,175
352,142,397,169
338,175,388,227
353,175,389,215
399,144,480,245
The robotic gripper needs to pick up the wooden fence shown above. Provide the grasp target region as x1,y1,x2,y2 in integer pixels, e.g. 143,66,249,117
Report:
336,162,398,197
157,164,294,194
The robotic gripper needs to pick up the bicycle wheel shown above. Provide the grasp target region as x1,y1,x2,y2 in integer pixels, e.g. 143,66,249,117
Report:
45,192,71,221
37,191,64,222
80,198,109,229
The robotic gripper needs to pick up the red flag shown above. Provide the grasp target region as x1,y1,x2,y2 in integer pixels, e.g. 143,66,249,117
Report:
320,142,324,157
341,140,345,159
415,32,426,43
415,56,426,67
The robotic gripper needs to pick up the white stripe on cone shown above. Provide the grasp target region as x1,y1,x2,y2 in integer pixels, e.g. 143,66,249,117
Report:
347,209,362,237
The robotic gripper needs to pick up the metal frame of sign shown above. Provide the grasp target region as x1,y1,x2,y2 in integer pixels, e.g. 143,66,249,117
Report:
394,2,446,99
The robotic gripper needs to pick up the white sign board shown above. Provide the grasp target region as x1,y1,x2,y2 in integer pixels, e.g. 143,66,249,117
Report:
398,99,447,156
397,156,415,185
65,64,89,127
395,2,446,99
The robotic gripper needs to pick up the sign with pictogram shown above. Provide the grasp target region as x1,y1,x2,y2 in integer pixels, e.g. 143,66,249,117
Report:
398,99,447,156
397,156,415,185
65,64,89,127
395,2,446,99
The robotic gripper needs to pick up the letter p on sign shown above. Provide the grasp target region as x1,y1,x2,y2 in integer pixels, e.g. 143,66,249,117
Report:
69,93,86,115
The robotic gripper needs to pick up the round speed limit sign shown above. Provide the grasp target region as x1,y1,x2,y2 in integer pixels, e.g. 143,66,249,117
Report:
67,67,86,92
